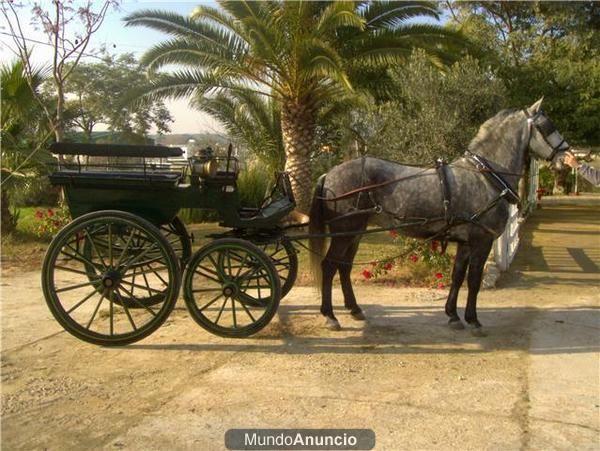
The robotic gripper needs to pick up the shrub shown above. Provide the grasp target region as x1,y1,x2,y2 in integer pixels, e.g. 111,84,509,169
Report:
361,233,454,289
33,204,70,239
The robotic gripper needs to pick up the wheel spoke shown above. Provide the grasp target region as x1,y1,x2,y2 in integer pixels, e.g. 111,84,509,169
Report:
208,253,227,280
56,279,101,294
141,270,154,295
86,291,106,329
198,293,224,312
62,245,100,270
83,229,108,269
195,264,221,282
192,287,222,293
114,291,137,331
237,299,256,322
66,288,101,314
108,223,113,267
115,228,137,267
213,297,229,325
120,280,165,295
54,265,101,278
117,286,158,317
108,290,115,336
120,242,159,273
144,263,169,286
123,265,169,278
231,297,237,328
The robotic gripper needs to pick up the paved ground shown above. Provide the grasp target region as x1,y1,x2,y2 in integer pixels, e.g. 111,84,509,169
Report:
1,196,599,450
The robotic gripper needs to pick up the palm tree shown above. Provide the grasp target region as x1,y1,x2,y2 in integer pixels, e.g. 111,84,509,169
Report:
1,61,52,234
193,90,284,170
126,1,466,212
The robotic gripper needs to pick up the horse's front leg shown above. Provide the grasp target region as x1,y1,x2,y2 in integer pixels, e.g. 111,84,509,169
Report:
464,236,494,336
445,241,470,329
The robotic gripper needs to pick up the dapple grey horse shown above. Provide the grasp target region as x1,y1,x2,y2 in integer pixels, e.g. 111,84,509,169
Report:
309,99,569,336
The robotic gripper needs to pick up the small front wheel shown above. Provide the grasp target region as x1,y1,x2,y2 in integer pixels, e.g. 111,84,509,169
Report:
183,238,281,338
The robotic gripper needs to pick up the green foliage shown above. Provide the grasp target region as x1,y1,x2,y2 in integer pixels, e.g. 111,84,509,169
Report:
64,53,174,139
236,161,273,208
538,166,555,194
321,51,508,164
446,1,600,146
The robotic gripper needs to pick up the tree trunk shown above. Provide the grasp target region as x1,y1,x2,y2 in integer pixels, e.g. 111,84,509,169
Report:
55,82,65,143
281,101,316,214
1,188,16,236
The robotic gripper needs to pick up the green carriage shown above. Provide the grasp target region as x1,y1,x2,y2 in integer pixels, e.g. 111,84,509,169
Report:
42,142,298,346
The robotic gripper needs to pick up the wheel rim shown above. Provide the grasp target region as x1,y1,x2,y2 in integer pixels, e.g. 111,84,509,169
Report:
184,239,281,337
160,216,191,268
42,212,180,345
261,239,297,299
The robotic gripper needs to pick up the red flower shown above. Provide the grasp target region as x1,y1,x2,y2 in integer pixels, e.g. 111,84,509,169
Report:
409,255,418,263
435,272,444,279
35,210,44,219
431,240,439,252
383,262,393,271
437,282,445,289
47,208,54,217
389,229,398,238
361,269,373,280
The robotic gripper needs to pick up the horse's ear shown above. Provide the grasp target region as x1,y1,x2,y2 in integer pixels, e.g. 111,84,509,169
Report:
527,97,544,115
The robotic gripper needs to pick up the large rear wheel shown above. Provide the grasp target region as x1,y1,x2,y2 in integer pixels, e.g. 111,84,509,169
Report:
42,210,181,346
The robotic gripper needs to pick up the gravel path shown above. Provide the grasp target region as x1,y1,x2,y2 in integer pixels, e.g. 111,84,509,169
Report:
1,197,598,450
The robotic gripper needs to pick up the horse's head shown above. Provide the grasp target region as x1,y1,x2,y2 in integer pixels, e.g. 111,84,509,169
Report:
525,98,570,170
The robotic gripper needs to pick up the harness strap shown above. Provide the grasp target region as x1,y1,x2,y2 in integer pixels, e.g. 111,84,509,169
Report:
465,151,520,204
435,158,452,223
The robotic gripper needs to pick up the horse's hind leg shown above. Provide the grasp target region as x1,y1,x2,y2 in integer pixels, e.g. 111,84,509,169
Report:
464,236,494,336
339,238,365,320
445,242,470,329
320,238,346,330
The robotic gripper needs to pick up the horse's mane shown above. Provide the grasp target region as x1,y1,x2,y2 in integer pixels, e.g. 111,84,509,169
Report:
467,108,521,154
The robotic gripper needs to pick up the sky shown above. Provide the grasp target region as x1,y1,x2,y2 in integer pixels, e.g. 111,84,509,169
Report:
0,1,224,135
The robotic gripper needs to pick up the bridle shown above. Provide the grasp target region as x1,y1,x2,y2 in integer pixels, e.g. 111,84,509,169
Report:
523,108,570,162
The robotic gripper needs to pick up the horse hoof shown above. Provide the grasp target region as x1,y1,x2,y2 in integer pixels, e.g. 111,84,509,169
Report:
325,318,341,331
469,325,487,337
448,319,465,330
350,310,366,321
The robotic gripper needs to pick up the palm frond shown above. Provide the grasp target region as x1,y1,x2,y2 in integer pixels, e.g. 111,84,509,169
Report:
361,1,440,28
316,1,365,35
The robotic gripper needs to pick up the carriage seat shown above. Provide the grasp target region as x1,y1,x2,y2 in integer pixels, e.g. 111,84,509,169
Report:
49,142,184,158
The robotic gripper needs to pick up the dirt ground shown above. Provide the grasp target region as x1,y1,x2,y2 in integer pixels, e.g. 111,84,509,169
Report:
1,196,599,450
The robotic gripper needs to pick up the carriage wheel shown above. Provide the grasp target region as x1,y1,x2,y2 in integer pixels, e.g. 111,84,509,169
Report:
160,216,192,268
183,238,281,338
260,239,297,299
42,210,181,346
82,215,190,309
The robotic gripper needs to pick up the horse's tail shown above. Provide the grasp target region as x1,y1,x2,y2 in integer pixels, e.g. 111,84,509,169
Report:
309,174,327,293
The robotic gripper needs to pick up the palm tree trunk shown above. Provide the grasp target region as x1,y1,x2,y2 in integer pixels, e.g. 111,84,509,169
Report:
281,101,316,214
1,187,16,236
